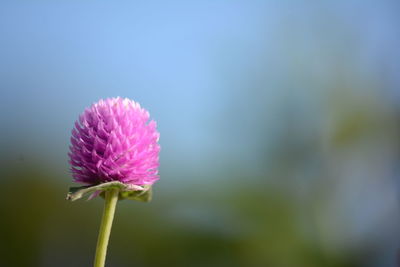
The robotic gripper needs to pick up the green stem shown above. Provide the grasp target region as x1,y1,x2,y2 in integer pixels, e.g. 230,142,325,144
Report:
94,188,119,267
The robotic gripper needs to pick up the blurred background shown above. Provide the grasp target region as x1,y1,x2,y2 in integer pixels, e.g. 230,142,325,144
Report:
0,1,399,266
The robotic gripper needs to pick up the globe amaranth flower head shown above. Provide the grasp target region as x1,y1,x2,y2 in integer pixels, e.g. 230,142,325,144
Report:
69,97,160,187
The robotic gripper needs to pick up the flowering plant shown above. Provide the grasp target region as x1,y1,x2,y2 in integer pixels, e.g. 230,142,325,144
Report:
66,97,160,267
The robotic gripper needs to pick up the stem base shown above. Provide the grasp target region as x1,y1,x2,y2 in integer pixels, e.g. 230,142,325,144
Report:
94,188,119,267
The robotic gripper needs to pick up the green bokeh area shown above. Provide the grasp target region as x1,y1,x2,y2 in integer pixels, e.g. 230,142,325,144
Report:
2,122,398,267
0,164,362,267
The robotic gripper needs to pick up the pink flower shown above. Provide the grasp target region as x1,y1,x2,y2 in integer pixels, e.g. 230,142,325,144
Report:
68,97,160,187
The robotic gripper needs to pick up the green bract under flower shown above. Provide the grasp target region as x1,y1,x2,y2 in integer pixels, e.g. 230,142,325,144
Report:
67,180,152,202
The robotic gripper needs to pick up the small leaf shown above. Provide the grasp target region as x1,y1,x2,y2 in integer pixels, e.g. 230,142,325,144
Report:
66,181,153,202
66,181,127,201
120,187,152,202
